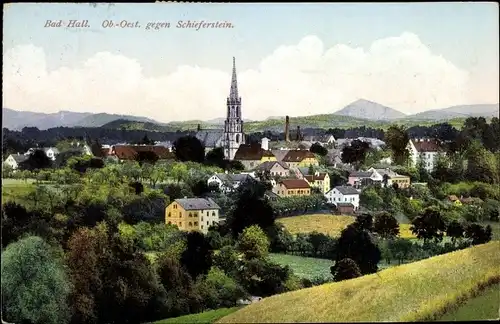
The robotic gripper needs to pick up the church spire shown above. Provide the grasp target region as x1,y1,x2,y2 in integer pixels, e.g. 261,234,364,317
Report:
230,56,239,99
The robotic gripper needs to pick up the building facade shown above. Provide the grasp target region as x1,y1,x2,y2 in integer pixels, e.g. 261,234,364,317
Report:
165,198,220,234
325,186,360,210
272,179,311,197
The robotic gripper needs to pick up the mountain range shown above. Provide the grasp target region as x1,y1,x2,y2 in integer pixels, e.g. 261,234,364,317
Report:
3,100,498,131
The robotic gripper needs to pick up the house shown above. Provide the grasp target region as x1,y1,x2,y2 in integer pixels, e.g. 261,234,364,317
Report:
271,149,290,163
325,186,360,210
335,202,355,215
108,145,175,161
25,147,60,161
207,172,253,193
253,161,290,177
368,168,411,188
165,198,220,234
272,179,311,197
447,195,463,206
302,171,330,194
234,143,276,170
3,154,28,170
348,171,379,187
407,138,444,172
282,150,319,169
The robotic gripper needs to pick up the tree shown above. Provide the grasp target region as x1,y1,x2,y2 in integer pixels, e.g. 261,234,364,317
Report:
205,147,225,168
359,187,384,211
341,140,371,169
385,125,410,166
226,179,276,238
213,245,241,278
180,231,213,280
136,150,159,165
464,223,492,245
20,149,52,170
1,236,71,324
446,220,464,244
310,142,328,156
173,135,205,163
237,225,270,260
373,212,400,239
334,223,381,275
410,207,446,243
196,267,248,309
331,258,362,282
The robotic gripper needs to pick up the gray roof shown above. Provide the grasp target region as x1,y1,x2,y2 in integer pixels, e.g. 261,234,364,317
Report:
298,167,310,176
271,150,290,162
335,186,360,195
374,168,398,177
10,154,28,163
349,171,373,178
196,130,224,148
175,198,220,211
214,173,252,186
43,147,60,154
254,161,289,172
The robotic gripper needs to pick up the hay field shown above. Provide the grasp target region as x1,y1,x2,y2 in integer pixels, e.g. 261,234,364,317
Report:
218,241,500,323
278,214,416,238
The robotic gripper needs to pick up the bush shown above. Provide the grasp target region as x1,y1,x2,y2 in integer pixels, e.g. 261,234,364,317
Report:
331,258,362,282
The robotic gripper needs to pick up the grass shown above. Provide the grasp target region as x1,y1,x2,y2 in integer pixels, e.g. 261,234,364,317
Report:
1,178,36,203
268,253,333,281
217,241,500,323
437,283,499,321
278,214,416,239
152,307,242,324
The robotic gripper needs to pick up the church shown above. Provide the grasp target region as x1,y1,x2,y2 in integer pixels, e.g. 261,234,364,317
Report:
196,57,245,160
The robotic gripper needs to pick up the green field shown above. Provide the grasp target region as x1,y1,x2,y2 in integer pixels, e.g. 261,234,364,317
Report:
218,241,500,323
152,307,242,324
1,178,36,203
437,283,500,321
269,253,333,280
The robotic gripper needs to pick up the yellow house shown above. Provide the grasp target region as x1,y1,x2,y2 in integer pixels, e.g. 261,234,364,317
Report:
282,150,319,169
234,144,277,170
388,175,411,188
165,198,220,234
304,171,330,194
272,179,311,197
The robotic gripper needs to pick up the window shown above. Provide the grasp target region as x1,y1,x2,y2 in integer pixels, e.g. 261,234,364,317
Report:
179,213,182,218
207,221,209,225
168,212,171,217
201,217,204,221
194,222,198,226
167,221,171,224
189,213,192,217
201,225,204,229
179,222,182,226
189,222,192,226
194,213,198,217
206,211,209,216
345,198,347,201
212,212,216,216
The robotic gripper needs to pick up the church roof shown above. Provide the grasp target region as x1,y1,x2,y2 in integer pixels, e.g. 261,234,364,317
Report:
196,130,224,148
282,150,316,162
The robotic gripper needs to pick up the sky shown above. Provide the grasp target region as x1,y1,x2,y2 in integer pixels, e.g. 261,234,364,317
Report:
3,2,499,122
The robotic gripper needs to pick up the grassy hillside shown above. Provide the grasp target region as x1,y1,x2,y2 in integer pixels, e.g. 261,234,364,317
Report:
278,214,415,239
268,253,333,281
437,283,499,321
218,241,500,323
152,307,242,324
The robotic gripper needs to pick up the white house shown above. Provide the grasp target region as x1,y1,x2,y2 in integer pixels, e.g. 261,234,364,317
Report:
324,186,360,210
3,154,28,170
407,139,444,172
207,172,253,193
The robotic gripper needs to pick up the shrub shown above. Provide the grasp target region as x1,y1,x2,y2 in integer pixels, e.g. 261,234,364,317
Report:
331,258,362,282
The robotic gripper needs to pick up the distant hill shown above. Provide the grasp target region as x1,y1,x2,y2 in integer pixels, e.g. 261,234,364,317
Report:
408,104,499,120
218,242,500,323
2,108,163,130
333,99,407,120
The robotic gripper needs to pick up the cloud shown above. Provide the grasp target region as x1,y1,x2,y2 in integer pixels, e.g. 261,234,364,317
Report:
3,32,497,122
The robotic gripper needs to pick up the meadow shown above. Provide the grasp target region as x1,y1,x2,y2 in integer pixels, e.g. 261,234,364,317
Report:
217,241,500,323
151,307,242,324
278,214,416,239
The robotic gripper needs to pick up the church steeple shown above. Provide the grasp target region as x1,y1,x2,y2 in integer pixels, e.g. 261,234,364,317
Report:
229,56,239,100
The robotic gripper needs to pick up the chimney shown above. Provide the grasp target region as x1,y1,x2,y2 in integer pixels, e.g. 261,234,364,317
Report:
296,126,301,141
285,116,290,142
197,124,201,132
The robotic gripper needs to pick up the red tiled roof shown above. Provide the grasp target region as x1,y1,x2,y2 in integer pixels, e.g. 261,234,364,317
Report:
411,140,442,152
280,179,311,189
234,144,275,160
111,145,175,160
282,150,317,162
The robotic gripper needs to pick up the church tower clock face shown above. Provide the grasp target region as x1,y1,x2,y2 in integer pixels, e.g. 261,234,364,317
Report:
223,57,245,161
